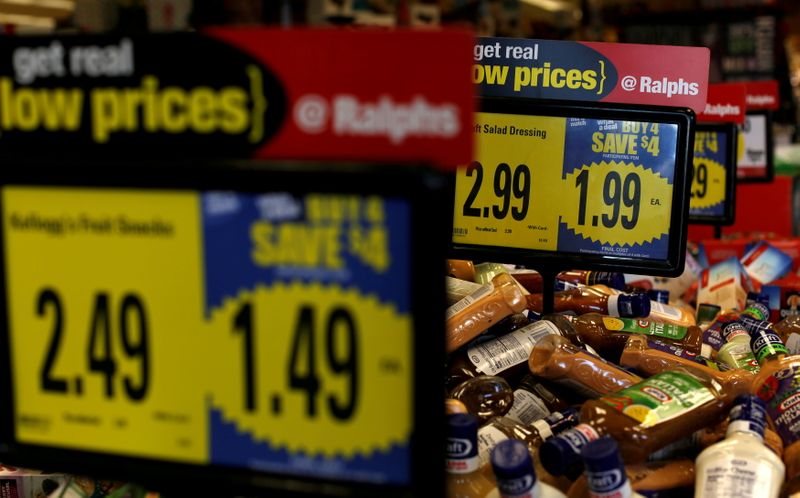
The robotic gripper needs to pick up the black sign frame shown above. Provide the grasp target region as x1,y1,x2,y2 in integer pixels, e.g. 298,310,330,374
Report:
449,98,695,278
737,110,774,184
689,122,738,226
0,160,447,498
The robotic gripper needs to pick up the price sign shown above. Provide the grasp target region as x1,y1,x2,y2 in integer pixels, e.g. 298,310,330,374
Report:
737,111,774,182
451,100,693,276
688,122,737,225
0,163,445,497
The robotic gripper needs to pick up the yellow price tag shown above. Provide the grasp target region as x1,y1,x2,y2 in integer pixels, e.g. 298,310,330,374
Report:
453,112,677,259
3,187,206,462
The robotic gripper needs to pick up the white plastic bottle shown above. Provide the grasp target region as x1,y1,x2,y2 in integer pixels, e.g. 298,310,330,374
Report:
487,439,566,498
695,394,785,498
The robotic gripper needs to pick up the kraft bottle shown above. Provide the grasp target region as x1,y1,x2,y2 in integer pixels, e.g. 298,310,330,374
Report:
560,313,702,363
717,318,759,372
489,439,566,498
749,325,800,482
447,413,497,498
566,458,695,497
576,437,646,498
528,334,642,399
525,287,650,318
508,270,627,294
506,374,570,426
447,273,529,353
450,376,515,425
694,395,784,498
538,367,746,476
445,320,563,391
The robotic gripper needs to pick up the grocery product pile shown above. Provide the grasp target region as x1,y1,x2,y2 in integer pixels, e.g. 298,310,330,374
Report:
444,239,800,498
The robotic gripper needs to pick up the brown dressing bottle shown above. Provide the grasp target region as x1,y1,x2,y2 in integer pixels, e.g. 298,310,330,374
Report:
525,286,650,318
528,334,642,399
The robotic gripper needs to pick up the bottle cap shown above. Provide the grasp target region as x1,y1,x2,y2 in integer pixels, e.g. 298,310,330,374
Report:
750,325,788,363
647,289,670,304
721,321,749,342
595,272,626,291
538,424,599,476
613,293,650,318
727,394,767,439
697,303,722,324
582,437,630,494
740,302,771,331
446,414,479,473
490,439,538,495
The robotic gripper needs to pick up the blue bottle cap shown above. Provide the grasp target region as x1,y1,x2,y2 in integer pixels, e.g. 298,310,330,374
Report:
446,413,478,460
615,293,651,318
538,424,597,476
647,289,670,304
544,407,580,434
597,272,627,291
582,437,629,494
728,394,767,438
491,439,538,495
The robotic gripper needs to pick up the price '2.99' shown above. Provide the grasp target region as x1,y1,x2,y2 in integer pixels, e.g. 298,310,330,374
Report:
462,162,531,221
37,288,150,401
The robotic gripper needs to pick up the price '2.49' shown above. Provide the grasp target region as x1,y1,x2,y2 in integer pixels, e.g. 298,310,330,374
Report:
462,162,531,221
37,288,150,401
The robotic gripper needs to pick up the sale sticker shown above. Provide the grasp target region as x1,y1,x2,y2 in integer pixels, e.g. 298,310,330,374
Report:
474,37,710,113
453,112,678,261
689,128,730,219
1,187,414,485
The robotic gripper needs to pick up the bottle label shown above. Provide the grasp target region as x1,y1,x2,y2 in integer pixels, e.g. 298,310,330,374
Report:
722,322,749,342
699,456,776,498
752,331,789,362
649,300,683,320
588,473,633,498
786,333,800,355
703,327,725,353
602,317,689,340
467,321,561,375
445,283,494,320
718,344,760,372
600,371,714,428
555,424,600,454
506,389,550,426
446,436,480,474
477,425,509,467
646,339,719,369
754,363,800,446
497,475,538,498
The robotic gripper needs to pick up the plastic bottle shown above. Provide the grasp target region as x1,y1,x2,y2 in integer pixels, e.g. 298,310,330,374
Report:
647,289,669,304
445,320,563,391
593,285,696,327
770,314,800,355
505,374,570,426
475,263,512,285
528,334,642,399
694,394,785,498
566,458,694,498
560,313,703,363
448,276,484,306
749,325,800,482
557,270,626,291
477,409,580,467
447,273,528,353
539,367,745,476
449,259,476,281
489,439,566,498
524,287,650,319
450,376,515,425
717,319,759,372
447,399,469,415
697,303,722,329
618,336,755,396
447,413,497,498
577,437,646,498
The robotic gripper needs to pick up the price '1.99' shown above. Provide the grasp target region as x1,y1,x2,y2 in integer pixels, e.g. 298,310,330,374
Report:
38,288,150,401
575,169,641,230
462,162,531,221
